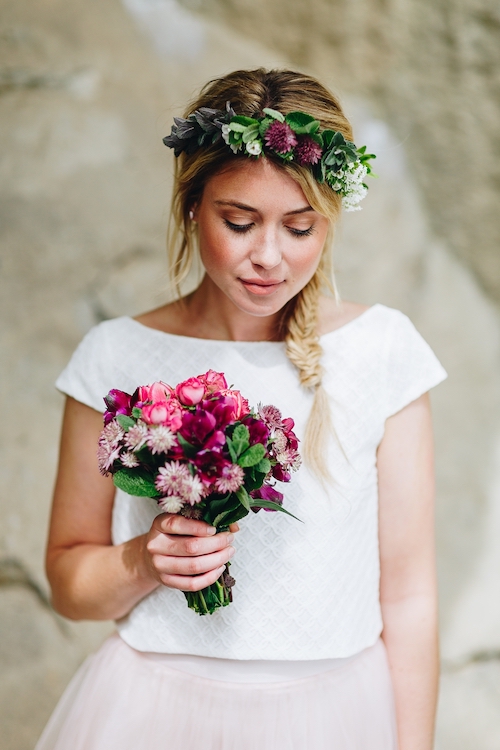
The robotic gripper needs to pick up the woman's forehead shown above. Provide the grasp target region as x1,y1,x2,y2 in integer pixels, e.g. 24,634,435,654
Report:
204,159,310,207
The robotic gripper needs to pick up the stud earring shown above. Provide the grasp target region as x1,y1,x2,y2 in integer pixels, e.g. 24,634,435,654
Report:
189,210,194,221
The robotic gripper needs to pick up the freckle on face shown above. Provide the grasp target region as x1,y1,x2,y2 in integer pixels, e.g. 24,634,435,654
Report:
195,159,330,318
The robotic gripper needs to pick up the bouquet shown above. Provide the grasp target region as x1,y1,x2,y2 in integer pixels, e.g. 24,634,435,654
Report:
97,370,301,615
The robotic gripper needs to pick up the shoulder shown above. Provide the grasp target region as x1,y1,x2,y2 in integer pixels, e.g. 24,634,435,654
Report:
317,298,410,337
317,297,370,336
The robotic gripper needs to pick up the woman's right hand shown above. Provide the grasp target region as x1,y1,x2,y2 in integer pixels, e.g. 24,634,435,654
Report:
144,514,237,592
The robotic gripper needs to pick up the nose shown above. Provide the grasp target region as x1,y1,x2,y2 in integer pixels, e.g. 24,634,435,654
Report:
249,227,282,270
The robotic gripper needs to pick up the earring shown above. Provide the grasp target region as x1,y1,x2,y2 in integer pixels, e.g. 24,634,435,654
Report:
189,209,194,221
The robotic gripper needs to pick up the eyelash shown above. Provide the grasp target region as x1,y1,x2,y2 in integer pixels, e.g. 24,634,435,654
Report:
223,220,314,237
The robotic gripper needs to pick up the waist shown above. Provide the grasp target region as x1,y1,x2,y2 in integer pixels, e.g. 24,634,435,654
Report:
125,635,382,684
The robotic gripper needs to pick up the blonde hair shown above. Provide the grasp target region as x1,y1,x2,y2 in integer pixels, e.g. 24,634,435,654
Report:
168,69,354,480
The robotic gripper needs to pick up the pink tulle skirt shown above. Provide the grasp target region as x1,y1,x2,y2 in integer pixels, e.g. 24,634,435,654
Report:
35,634,397,749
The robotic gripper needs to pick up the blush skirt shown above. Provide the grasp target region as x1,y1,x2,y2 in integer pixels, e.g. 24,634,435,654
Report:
35,633,398,749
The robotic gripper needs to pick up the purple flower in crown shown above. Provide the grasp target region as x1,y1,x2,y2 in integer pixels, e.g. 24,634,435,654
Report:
295,135,323,166
264,121,298,154
103,388,132,425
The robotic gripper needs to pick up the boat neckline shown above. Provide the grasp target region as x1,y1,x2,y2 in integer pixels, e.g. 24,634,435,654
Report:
125,303,382,345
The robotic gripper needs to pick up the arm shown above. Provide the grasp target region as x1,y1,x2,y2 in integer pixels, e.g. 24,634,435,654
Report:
46,396,236,621
377,393,439,750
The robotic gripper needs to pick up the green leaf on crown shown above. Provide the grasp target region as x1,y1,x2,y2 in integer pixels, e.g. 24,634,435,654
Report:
242,124,260,143
262,108,285,122
285,111,321,134
230,115,260,131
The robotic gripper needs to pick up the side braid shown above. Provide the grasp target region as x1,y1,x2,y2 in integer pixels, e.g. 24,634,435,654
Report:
285,271,333,480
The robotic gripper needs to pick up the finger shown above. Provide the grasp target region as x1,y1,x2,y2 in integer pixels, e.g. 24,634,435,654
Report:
160,565,227,592
154,513,216,537
229,522,240,533
153,546,235,577
164,531,235,558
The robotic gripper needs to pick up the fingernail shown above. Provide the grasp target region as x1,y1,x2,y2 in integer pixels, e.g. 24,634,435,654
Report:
207,526,217,535
226,533,234,544
227,546,235,558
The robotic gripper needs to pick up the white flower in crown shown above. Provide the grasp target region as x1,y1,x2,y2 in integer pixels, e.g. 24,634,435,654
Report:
221,123,230,144
341,161,368,212
246,140,262,156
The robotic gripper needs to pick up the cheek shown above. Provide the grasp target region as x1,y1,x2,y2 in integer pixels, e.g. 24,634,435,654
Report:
288,235,328,282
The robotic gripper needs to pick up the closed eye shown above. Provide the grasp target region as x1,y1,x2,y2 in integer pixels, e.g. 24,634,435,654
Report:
288,226,314,237
224,219,254,234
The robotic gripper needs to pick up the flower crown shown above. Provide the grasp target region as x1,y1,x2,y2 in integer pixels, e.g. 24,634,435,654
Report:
163,102,376,212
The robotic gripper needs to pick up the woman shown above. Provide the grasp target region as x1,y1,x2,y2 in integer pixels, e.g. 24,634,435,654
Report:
37,68,446,749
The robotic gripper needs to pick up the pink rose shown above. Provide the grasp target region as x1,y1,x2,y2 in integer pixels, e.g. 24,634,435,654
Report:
199,370,228,394
141,402,169,425
219,389,251,420
138,381,172,403
142,398,183,431
175,377,206,406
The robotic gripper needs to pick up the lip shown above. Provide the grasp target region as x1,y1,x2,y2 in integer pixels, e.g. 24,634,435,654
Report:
239,278,284,296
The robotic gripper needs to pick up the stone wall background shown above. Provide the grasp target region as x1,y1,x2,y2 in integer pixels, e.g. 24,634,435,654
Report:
1,1,499,748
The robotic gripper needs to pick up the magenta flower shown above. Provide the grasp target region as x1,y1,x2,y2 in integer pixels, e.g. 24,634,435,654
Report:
243,416,269,446
193,451,232,488
295,136,323,166
103,389,132,424
264,121,297,154
180,407,217,446
250,484,284,512
272,463,291,483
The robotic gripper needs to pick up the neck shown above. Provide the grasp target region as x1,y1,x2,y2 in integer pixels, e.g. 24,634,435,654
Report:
184,276,284,342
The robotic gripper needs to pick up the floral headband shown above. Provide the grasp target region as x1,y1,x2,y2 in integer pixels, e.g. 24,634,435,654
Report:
163,102,376,212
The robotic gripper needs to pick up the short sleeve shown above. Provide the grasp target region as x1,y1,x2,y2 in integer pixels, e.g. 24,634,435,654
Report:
55,322,112,412
384,311,447,419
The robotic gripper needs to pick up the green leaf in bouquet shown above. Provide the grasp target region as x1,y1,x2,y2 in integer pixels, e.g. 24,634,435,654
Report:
202,495,234,526
113,468,161,497
225,437,237,464
243,466,267,491
236,485,251,511
231,424,250,456
131,407,142,419
249,499,302,522
116,414,135,431
238,443,266,467
176,433,197,459
255,457,271,474
212,503,249,528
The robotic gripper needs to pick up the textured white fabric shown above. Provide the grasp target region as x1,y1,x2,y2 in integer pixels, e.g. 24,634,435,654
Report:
56,303,447,660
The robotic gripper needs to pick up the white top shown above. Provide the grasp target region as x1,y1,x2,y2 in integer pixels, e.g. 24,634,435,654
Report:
56,303,447,660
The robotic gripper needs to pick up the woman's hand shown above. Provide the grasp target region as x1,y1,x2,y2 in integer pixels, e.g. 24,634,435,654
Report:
145,515,237,592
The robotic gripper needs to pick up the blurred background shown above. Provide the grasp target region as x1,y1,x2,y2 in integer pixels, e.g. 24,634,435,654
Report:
1,0,500,747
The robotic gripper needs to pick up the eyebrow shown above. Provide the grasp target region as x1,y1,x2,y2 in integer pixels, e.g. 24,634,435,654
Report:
214,200,314,216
